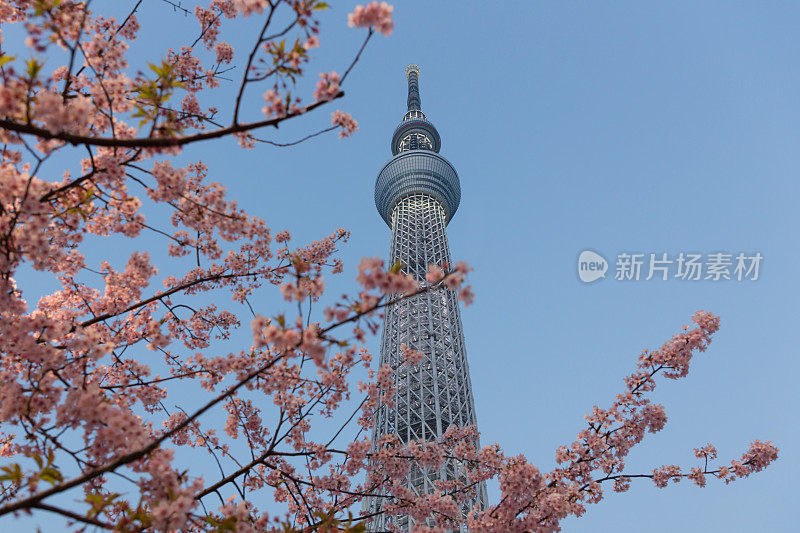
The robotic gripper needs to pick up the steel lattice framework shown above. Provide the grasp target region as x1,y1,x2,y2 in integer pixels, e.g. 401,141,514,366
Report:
365,65,487,532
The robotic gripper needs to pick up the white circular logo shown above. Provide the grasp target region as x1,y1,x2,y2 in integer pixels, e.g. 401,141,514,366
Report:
578,250,608,283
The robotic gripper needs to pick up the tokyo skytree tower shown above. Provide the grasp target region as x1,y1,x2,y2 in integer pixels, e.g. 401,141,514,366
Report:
365,65,487,532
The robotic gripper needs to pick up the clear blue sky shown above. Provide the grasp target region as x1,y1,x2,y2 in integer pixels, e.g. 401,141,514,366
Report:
9,1,800,531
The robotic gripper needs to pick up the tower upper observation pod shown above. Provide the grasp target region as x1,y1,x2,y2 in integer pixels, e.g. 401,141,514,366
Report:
376,65,459,227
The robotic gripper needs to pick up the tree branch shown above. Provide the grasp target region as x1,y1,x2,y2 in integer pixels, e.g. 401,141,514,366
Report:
0,92,343,149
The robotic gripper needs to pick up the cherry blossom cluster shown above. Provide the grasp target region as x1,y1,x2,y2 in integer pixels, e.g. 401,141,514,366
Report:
0,0,777,531
313,71,342,101
331,110,359,138
347,1,395,36
0,0,403,529
400,343,424,365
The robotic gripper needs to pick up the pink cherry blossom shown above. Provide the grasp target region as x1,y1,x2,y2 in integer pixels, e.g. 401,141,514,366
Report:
401,343,424,365
0,2,776,531
214,41,234,63
426,264,445,284
235,0,270,16
313,71,341,101
261,88,287,118
348,2,395,36
331,110,359,138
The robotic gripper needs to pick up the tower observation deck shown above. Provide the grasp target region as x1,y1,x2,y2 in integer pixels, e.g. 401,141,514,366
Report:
366,64,487,532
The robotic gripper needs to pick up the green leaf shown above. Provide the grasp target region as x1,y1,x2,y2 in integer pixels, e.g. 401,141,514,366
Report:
39,466,63,485
25,58,42,80
148,61,170,78
33,0,61,16
86,492,120,518
0,54,16,67
0,463,23,483
314,1,329,9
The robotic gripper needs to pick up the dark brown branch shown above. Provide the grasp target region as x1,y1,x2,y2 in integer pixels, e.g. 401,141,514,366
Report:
158,0,191,16
32,502,114,529
233,3,281,125
253,125,337,147
340,30,373,84
77,270,265,330
0,92,343,149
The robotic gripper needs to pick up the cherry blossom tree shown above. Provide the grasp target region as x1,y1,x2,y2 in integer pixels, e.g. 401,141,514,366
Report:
0,1,777,531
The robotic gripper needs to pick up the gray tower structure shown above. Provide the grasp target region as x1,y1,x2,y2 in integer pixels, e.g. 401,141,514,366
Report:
366,65,487,532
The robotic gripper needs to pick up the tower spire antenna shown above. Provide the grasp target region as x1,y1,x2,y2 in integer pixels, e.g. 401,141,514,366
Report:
405,63,422,111
390,64,441,154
